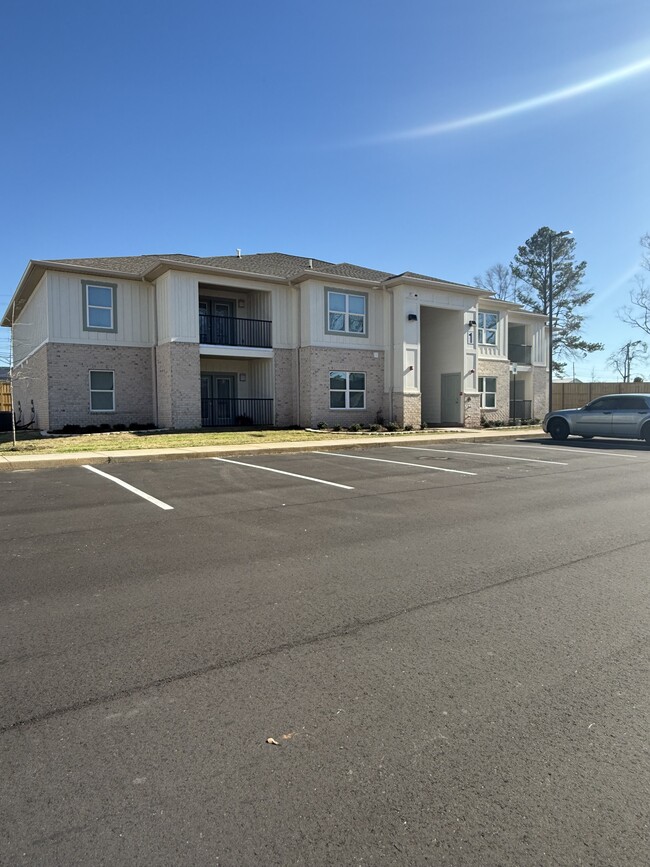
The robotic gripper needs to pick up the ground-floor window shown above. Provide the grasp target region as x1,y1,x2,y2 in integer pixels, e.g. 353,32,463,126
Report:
89,370,115,411
330,371,366,409
478,376,496,409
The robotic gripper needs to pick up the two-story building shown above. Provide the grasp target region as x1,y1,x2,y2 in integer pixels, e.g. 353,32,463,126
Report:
2,252,548,431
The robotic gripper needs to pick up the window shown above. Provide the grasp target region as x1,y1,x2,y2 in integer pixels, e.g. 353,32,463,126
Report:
326,290,367,335
478,312,498,345
83,281,117,332
478,376,497,409
329,371,366,409
89,370,115,411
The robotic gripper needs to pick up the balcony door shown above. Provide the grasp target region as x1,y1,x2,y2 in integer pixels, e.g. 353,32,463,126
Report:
199,298,235,345
201,373,236,426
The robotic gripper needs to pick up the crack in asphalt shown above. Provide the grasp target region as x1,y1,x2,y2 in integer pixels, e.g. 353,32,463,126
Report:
2,532,649,735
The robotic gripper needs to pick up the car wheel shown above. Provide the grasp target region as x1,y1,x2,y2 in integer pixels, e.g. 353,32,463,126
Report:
642,423,650,446
548,417,570,441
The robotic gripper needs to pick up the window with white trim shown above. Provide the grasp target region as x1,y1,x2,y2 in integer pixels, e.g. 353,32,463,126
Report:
89,370,115,411
478,376,497,409
327,291,367,334
329,371,366,409
477,312,498,345
83,281,117,332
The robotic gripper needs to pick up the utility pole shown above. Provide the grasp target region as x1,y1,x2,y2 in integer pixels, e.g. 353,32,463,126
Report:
624,341,631,382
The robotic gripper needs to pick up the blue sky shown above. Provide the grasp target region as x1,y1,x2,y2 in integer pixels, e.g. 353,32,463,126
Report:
1,0,649,378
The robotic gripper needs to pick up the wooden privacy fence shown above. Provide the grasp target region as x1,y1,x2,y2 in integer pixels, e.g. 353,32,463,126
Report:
0,381,11,412
552,381,650,410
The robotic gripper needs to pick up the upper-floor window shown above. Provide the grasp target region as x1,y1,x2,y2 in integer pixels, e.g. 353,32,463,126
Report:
326,290,367,335
82,281,117,332
478,312,498,345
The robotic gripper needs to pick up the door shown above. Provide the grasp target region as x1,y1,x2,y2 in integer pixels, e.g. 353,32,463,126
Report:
610,395,650,438
572,396,617,436
201,374,236,426
441,373,462,424
199,298,235,345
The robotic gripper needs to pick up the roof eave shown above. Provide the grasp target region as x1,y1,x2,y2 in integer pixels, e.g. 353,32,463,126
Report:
143,259,289,284
290,270,381,288
383,274,490,296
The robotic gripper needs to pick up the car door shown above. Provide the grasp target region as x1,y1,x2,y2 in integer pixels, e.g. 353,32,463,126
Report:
572,396,617,436
610,395,650,438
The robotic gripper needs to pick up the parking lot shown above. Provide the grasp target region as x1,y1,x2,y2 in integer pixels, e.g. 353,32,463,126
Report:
2,437,649,865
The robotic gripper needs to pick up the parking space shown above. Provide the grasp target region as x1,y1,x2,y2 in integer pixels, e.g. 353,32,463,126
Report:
3,437,650,535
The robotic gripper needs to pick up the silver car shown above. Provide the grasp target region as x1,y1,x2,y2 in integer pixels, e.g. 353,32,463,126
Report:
543,394,650,443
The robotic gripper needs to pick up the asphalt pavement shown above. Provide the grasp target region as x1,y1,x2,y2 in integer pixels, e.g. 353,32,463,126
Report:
1,437,649,865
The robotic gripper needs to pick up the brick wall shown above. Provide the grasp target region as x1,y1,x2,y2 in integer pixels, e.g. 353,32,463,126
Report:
12,345,49,430
156,342,201,429
464,393,481,428
273,349,298,427
299,347,385,427
45,343,155,430
477,358,510,423
392,392,421,427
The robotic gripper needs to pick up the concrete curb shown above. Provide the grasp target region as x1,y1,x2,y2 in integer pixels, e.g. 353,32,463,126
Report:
0,428,546,471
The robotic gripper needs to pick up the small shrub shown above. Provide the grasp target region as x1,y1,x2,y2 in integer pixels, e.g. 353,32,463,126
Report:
376,415,385,426
128,422,141,430
316,421,328,430
332,425,342,432
348,423,361,433
112,423,127,431
404,423,413,431
99,423,111,431
84,425,100,434
421,421,429,430
61,424,82,434
369,423,380,432
385,421,400,432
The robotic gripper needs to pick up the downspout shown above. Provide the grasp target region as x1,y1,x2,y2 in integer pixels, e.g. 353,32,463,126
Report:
148,278,159,427
296,284,301,427
387,287,394,422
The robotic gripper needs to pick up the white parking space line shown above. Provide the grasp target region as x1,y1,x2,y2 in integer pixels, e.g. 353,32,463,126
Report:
394,446,568,466
210,458,354,490
313,451,476,476
495,443,639,459
82,465,174,510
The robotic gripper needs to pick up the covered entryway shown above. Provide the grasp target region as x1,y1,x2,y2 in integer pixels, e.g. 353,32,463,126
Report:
420,306,465,425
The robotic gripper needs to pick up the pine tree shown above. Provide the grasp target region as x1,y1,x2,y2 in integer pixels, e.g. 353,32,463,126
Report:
511,227,603,374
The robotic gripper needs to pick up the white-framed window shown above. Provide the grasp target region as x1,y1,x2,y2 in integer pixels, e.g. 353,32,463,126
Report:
326,290,367,335
478,376,497,409
477,312,498,345
83,281,117,332
329,371,366,409
89,370,115,412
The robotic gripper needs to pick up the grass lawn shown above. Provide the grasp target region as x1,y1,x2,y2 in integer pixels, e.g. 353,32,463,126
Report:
0,428,339,454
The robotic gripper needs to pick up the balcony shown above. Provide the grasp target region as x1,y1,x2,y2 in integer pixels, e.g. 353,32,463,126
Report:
201,397,274,427
509,399,532,421
508,343,532,365
199,314,272,349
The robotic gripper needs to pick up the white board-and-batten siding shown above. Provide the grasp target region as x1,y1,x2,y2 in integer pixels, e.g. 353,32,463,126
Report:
47,271,155,346
12,274,49,364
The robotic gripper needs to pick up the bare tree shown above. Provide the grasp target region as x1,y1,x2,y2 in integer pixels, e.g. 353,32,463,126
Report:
607,339,647,382
474,263,519,301
619,233,650,335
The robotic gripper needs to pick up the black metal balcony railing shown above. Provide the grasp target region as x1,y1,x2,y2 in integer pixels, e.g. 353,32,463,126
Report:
201,398,274,427
509,399,532,421
199,314,272,348
508,343,532,364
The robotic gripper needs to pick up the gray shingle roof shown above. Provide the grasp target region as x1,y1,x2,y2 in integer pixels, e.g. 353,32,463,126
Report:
48,251,470,287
